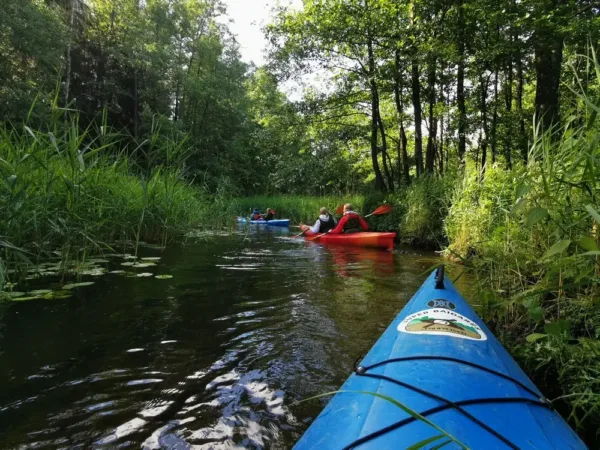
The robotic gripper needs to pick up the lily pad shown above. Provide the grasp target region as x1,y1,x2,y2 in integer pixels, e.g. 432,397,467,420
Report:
39,271,58,276
122,254,137,260
141,257,162,261
9,292,26,298
9,290,72,301
109,270,126,274
136,272,153,278
121,262,135,267
87,258,109,264
29,289,53,295
81,268,106,276
62,282,95,290
155,275,173,280
132,263,155,268
10,295,44,301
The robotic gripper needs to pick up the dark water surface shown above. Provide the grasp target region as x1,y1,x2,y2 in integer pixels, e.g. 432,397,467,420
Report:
0,229,470,449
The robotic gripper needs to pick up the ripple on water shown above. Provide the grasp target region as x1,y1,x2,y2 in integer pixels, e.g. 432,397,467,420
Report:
0,232,438,449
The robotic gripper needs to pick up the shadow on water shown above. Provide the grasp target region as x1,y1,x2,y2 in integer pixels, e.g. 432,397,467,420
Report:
0,227,471,449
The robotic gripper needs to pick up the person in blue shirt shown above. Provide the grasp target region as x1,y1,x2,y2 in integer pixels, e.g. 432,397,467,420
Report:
250,208,261,220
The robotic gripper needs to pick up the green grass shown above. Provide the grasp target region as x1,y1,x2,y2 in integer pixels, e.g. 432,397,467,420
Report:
0,108,209,287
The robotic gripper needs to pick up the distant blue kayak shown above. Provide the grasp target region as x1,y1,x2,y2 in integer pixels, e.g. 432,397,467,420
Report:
236,217,290,227
295,267,586,450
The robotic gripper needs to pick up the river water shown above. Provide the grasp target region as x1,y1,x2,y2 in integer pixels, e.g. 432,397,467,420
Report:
0,228,470,449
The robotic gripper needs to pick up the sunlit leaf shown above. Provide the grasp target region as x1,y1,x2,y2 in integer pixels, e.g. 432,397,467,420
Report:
542,240,570,259
62,281,95,289
526,333,547,343
407,434,445,450
585,205,600,224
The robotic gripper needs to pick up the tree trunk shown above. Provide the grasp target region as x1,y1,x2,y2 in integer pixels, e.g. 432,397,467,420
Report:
516,36,527,162
491,69,499,165
412,60,424,176
368,35,386,191
479,73,490,176
505,41,513,167
457,0,466,164
133,68,139,138
410,0,423,176
64,0,75,108
534,32,564,132
425,56,437,174
438,64,445,174
393,49,410,185
376,99,394,191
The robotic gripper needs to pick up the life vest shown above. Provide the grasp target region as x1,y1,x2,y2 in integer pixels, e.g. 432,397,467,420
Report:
251,212,261,220
319,214,335,232
343,213,361,234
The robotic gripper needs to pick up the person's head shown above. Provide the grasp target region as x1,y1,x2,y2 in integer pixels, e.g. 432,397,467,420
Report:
266,208,273,214
343,203,354,213
320,207,328,215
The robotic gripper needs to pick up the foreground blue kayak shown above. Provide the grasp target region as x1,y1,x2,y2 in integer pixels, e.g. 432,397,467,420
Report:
236,217,290,227
295,267,586,449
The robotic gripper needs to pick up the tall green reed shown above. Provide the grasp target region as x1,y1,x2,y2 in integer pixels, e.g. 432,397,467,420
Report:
0,103,207,284
443,48,600,437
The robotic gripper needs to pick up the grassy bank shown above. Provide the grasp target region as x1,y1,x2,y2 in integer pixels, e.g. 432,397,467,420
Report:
0,114,208,289
443,136,600,438
221,195,365,226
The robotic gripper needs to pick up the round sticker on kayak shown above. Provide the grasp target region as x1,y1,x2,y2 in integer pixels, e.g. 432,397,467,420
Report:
398,308,487,341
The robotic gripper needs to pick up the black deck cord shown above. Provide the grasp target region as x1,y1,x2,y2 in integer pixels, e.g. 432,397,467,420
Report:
342,396,549,450
354,372,521,449
343,356,552,450
360,356,543,400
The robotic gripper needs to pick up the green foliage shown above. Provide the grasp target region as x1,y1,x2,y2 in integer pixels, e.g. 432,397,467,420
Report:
396,177,453,246
0,109,208,279
443,51,600,436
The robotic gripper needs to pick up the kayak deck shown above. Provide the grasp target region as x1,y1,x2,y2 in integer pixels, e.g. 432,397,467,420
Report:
300,225,395,250
294,268,586,449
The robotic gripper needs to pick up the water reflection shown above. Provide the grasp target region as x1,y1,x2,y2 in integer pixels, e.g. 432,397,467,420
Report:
0,230,446,449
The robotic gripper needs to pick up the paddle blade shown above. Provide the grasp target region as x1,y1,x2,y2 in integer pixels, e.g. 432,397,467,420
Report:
335,204,344,215
372,204,393,215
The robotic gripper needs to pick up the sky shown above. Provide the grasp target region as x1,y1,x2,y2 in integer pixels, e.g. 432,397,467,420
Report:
222,0,302,66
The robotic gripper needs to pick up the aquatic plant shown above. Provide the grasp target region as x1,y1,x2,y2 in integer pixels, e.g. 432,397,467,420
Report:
0,104,208,282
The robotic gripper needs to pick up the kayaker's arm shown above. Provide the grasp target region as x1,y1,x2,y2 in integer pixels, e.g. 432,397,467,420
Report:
310,219,321,234
329,216,348,234
358,215,369,231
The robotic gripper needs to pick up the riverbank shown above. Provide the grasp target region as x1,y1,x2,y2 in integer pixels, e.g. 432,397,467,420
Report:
0,117,208,290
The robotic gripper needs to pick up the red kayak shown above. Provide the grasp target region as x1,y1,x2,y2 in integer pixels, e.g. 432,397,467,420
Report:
300,225,395,250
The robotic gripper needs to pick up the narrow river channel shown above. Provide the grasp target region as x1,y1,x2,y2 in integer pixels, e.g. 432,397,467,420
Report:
0,228,472,449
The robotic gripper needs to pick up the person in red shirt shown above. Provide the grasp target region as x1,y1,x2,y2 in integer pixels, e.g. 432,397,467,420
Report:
329,203,369,234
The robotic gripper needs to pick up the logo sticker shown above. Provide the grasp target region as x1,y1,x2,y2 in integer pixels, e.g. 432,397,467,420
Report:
398,309,487,341
427,299,456,310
